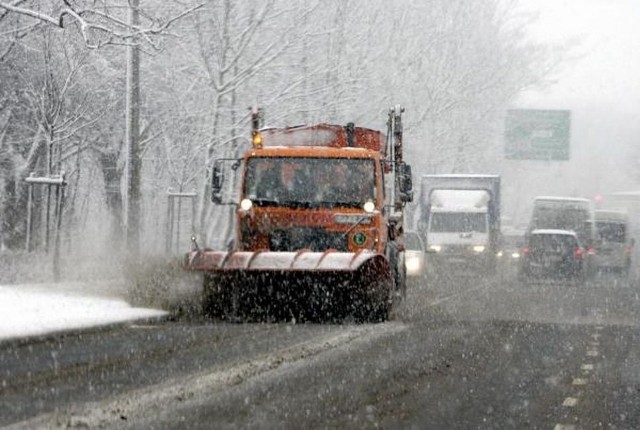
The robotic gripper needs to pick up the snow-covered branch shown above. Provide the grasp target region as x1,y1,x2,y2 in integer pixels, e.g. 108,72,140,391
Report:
0,1,205,49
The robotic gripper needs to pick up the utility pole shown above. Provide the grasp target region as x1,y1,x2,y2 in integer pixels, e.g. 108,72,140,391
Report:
125,0,141,258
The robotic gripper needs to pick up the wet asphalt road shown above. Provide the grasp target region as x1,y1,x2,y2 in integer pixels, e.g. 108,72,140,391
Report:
3,270,640,429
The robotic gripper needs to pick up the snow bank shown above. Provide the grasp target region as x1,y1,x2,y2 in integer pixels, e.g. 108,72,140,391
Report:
0,284,168,341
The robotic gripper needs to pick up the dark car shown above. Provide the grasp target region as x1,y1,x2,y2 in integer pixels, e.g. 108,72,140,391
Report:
518,229,588,283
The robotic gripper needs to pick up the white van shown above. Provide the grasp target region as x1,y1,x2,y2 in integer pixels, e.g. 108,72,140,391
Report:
593,210,632,276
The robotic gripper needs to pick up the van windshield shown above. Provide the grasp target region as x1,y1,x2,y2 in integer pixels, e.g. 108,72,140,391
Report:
530,207,591,242
596,222,626,243
531,207,588,230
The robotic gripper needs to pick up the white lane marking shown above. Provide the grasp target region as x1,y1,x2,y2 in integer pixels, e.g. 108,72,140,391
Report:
572,378,588,386
588,341,600,347
562,397,578,407
586,350,599,357
554,425,576,430
595,326,604,331
592,334,601,340
581,364,594,371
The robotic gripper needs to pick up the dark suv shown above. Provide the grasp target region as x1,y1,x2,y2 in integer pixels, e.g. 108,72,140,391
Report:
519,229,588,283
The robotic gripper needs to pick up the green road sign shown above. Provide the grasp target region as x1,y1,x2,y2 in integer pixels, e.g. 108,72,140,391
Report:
504,109,571,161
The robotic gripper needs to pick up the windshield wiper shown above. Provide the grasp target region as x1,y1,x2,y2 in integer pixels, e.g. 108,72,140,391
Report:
342,215,371,239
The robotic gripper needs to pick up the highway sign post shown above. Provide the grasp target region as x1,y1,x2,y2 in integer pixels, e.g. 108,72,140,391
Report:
504,109,571,161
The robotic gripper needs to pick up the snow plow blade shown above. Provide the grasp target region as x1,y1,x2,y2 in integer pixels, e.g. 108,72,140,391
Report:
184,250,393,322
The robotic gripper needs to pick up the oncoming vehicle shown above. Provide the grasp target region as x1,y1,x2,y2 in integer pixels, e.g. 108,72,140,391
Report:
418,175,501,276
404,230,426,282
185,107,413,322
519,229,588,284
593,210,633,277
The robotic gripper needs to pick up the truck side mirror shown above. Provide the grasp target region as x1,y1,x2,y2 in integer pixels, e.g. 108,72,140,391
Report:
398,163,413,203
211,161,224,204
211,157,243,205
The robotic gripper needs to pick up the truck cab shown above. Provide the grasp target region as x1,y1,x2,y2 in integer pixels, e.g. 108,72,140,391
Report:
234,146,388,254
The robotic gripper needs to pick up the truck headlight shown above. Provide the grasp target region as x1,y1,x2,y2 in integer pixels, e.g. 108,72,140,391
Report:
240,198,253,211
363,200,375,213
472,245,485,253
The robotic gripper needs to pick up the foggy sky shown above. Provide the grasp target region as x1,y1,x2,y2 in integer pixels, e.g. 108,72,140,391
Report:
503,0,640,224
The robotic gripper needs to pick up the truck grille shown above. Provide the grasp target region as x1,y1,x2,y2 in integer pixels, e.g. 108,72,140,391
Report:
269,228,347,252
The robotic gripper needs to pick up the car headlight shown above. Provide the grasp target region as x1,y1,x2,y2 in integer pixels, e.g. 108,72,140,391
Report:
496,250,504,258
429,245,442,252
511,252,520,259
472,245,485,253
405,254,423,275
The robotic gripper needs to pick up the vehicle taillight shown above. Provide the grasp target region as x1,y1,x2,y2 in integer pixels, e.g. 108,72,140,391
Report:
522,247,530,256
573,247,584,260
587,246,595,256
625,246,633,255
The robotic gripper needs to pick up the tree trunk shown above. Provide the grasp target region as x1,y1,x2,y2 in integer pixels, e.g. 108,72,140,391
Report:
125,0,141,257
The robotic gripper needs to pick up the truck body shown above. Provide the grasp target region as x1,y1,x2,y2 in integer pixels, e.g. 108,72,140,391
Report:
184,107,413,321
417,174,501,274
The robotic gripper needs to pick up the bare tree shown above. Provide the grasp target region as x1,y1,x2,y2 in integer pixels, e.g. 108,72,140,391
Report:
0,23,123,250
0,0,203,49
145,0,307,246
0,0,561,257
359,0,565,175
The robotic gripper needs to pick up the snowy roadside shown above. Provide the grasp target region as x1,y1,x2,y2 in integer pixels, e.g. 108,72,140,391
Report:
0,282,168,342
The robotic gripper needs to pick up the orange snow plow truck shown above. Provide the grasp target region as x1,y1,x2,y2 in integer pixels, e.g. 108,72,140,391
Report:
184,106,413,322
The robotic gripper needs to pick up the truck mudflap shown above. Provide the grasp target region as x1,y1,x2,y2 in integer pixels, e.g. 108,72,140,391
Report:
185,250,393,322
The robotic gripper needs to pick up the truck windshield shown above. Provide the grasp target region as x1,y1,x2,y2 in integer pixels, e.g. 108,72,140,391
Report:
244,157,376,208
429,212,488,233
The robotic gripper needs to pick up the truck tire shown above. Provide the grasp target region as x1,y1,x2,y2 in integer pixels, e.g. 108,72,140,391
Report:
396,263,407,301
388,245,407,301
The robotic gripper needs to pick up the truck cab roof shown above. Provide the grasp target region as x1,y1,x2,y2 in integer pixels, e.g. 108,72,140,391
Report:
247,146,379,159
